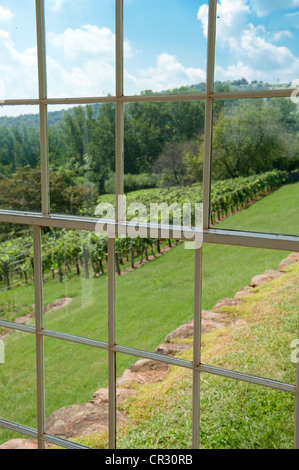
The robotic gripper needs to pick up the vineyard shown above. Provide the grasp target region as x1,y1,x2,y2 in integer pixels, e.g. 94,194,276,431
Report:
0,170,286,290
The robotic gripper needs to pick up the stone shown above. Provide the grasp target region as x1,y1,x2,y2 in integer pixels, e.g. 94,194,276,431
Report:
234,286,255,298
250,269,284,287
116,359,170,386
279,252,299,271
91,387,137,405
164,320,194,343
212,298,243,311
45,402,127,439
0,438,38,449
154,342,191,356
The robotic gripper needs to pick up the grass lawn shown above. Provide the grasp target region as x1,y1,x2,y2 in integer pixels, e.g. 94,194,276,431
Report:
0,182,298,445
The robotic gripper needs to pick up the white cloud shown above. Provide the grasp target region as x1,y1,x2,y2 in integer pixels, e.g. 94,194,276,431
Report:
0,5,12,21
47,0,68,12
48,24,133,61
198,0,250,40
272,30,293,42
250,0,299,17
0,29,38,100
126,52,206,94
46,55,115,97
197,0,299,84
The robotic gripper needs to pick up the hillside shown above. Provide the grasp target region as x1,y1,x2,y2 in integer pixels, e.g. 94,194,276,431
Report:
0,182,298,447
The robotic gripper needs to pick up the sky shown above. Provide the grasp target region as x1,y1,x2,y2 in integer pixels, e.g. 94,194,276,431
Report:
0,0,298,116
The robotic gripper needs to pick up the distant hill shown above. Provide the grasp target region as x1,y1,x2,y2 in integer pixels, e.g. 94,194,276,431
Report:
0,103,102,129
0,81,293,129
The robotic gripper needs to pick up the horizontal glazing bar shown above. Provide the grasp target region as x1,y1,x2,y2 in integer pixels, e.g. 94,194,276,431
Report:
0,320,35,335
212,88,296,100
41,433,91,449
112,344,194,369
0,418,37,439
1,87,295,107
198,364,296,394
38,329,109,350
0,211,297,251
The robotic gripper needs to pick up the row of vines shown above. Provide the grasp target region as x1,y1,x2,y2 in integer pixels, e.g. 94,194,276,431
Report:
0,170,286,289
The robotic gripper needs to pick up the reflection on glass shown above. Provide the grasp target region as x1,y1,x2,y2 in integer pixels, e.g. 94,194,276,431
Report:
44,338,108,449
212,1,299,92
41,227,108,343
48,103,115,217
210,98,299,236
0,106,41,212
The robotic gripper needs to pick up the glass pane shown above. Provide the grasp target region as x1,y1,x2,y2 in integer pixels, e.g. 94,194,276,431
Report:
116,243,195,355
45,0,115,98
201,244,299,384
0,332,37,445
48,103,115,217
44,338,108,449
0,223,34,325
210,98,299,237
0,105,41,212
124,0,207,96
42,227,108,343
210,1,299,91
200,376,295,449
116,353,193,449
0,0,38,100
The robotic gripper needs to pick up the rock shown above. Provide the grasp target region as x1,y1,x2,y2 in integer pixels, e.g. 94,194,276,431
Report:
117,359,170,386
250,270,284,287
0,438,38,449
91,388,137,405
164,320,194,343
155,342,191,356
234,286,255,298
45,402,127,439
212,298,243,311
279,252,299,271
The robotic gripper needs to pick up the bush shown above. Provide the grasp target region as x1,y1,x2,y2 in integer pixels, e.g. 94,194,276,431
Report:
104,172,158,194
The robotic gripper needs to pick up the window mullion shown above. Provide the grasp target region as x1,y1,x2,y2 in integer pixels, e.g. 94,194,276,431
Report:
192,247,203,449
33,225,45,449
35,0,50,216
202,0,217,230
294,320,299,449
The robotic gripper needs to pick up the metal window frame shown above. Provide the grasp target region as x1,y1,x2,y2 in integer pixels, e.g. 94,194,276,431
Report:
0,0,298,450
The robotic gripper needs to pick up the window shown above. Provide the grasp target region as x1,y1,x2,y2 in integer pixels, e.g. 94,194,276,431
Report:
0,0,298,450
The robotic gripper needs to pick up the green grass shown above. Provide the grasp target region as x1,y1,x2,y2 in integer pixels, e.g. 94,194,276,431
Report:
0,182,298,446
97,262,299,449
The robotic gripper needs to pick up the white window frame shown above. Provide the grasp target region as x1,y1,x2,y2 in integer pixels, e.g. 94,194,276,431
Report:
0,0,298,450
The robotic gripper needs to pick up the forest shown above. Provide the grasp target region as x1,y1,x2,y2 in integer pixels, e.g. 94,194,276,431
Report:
0,81,298,217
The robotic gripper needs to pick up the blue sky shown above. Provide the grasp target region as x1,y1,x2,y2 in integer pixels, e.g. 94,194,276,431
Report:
0,0,298,115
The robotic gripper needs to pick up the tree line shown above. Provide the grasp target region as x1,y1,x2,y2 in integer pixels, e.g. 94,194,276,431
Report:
0,82,298,218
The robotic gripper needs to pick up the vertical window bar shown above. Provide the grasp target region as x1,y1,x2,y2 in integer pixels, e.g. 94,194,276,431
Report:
108,237,116,448
192,247,203,449
115,0,124,224
35,0,50,216
202,0,217,230
33,225,45,449
294,320,299,449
